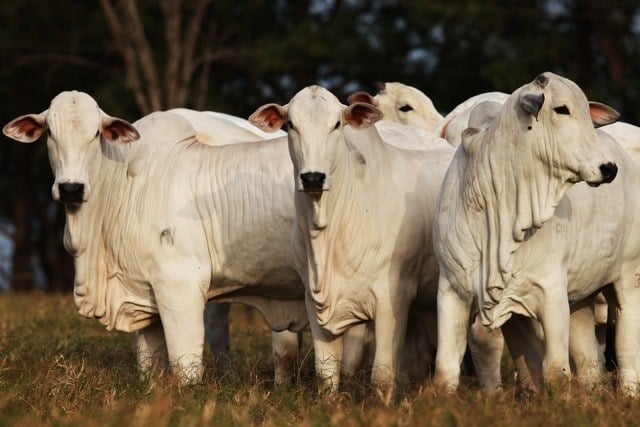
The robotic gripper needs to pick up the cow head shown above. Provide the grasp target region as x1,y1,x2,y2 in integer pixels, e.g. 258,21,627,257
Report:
3,91,139,210
508,72,619,186
250,86,382,193
366,81,442,131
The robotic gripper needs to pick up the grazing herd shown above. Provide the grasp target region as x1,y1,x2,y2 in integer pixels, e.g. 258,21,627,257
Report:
4,72,640,403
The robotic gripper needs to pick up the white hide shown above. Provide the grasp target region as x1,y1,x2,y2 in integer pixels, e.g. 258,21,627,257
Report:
171,108,295,383
374,120,451,151
250,86,455,404
372,82,444,132
601,121,640,165
169,108,286,145
434,92,510,147
3,91,308,384
432,72,640,394
358,84,505,390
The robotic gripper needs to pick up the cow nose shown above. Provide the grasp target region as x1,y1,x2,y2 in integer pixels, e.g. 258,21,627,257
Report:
58,182,85,204
300,172,326,191
599,162,617,184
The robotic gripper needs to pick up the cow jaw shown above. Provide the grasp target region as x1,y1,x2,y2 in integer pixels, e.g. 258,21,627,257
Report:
310,192,328,230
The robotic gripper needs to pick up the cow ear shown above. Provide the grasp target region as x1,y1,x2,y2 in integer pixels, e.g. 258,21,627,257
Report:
519,93,545,119
101,116,140,144
461,127,482,156
589,102,619,128
437,116,453,139
343,102,383,129
468,101,501,130
346,91,378,107
3,113,48,143
249,103,288,132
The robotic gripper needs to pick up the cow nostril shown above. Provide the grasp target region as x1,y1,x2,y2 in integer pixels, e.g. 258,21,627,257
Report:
300,172,326,185
300,172,326,191
58,183,85,204
599,162,618,184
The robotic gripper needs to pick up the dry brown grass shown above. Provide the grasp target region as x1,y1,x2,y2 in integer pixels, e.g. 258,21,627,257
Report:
0,292,637,426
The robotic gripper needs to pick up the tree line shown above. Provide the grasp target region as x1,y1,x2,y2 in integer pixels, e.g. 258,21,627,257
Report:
1,0,638,292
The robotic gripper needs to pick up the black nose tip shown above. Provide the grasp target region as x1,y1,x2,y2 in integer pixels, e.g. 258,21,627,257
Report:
300,172,326,191
58,182,85,204
600,162,618,184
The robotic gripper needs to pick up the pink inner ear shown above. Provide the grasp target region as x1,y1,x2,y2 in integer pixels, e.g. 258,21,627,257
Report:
102,127,118,141
347,92,376,106
103,119,139,144
439,117,452,139
5,116,46,142
17,120,42,138
249,105,286,132
344,103,382,128
265,110,285,129
255,107,285,130
589,103,618,126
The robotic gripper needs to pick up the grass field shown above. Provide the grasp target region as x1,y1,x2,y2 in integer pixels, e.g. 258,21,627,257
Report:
0,292,637,426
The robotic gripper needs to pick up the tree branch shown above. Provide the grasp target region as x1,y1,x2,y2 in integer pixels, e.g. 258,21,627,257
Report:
179,0,214,106
121,0,163,111
98,0,150,113
162,0,183,107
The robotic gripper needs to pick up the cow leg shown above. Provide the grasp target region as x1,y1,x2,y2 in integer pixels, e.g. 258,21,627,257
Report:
568,294,603,387
614,271,640,395
204,302,231,369
154,280,206,384
434,276,471,393
306,295,343,394
341,322,369,376
468,317,504,393
272,330,301,386
594,292,609,358
371,297,409,406
539,285,571,387
135,320,168,375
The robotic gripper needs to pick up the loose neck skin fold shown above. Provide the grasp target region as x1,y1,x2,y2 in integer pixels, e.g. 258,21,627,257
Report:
457,111,576,328
297,126,382,331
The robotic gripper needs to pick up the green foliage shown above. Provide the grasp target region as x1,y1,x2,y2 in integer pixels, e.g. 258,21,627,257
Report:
0,293,639,426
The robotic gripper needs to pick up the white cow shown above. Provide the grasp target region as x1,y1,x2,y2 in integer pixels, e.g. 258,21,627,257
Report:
250,86,455,404
431,72,640,394
3,91,310,384
349,86,506,388
168,108,296,379
436,95,640,369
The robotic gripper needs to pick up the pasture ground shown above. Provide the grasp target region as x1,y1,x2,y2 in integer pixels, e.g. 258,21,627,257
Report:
0,292,637,426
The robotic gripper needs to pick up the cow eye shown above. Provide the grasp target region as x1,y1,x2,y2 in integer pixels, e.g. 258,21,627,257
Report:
287,120,296,132
95,130,100,138
46,129,52,137
553,105,570,115
333,121,340,130
399,104,414,112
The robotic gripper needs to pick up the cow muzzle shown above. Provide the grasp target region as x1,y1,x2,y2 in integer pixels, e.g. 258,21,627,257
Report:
585,162,617,187
599,162,617,184
300,172,327,192
58,182,85,206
